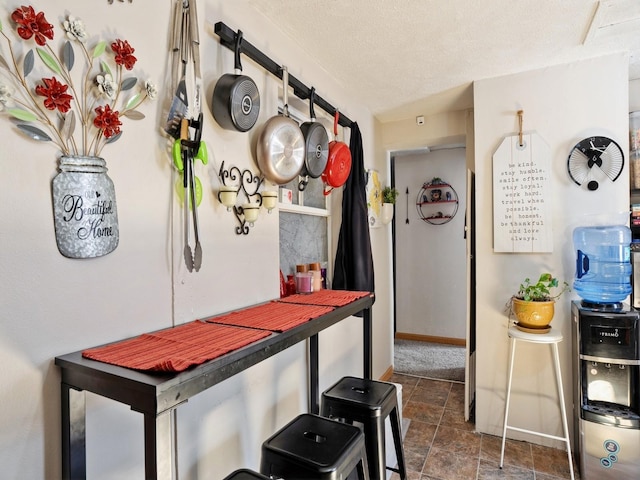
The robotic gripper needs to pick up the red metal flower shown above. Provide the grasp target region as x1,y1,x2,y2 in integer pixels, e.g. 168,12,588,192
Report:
35,77,73,113
11,6,54,46
93,104,122,139
111,39,137,70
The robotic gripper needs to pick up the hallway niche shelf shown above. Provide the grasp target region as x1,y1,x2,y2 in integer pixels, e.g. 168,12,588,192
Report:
416,180,459,225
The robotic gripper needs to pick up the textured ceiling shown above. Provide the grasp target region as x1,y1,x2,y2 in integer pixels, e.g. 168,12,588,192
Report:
246,0,640,122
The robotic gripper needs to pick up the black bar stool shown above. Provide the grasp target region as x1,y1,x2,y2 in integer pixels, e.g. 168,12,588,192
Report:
222,469,270,480
321,376,407,480
260,413,370,479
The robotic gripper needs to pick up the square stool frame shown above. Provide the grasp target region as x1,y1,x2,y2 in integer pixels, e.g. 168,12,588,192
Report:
260,413,370,480
321,376,407,480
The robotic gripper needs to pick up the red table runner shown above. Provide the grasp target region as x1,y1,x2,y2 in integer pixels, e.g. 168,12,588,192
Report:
278,289,371,307
205,301,334,332
81,292,370,373
82,321,270,373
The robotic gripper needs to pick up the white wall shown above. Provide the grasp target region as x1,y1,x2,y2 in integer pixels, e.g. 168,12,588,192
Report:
394,148,467,339
473,53,630,447
0,1,392,478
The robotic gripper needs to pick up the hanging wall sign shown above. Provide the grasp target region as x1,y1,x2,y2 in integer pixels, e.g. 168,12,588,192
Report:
492,133,553,252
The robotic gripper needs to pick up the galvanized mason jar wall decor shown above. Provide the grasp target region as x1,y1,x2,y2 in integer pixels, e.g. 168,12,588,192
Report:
52,156,119,258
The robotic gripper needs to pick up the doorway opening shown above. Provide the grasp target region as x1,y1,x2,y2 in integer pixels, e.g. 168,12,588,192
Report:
389,145,475,419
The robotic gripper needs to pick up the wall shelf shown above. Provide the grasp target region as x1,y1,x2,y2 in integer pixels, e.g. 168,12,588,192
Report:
416,179,458,225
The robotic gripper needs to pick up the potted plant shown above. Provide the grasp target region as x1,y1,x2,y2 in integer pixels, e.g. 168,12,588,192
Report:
380,186,398,224
382,186,399,204
508,273,569,331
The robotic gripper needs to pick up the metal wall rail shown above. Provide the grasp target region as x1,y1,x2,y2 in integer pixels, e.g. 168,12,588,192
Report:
213,21,355,128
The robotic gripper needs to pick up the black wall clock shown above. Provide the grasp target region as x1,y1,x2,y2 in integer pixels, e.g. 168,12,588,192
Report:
567,136,624,191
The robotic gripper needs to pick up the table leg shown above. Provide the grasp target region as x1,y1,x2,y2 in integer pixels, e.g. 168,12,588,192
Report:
309,334,319,414
144,410,173,480
61,383,86,480
363,307,372,379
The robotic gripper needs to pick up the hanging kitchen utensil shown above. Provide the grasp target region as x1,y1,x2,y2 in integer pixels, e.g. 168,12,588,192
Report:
188,0,203,271
169,0,206,272
212,30,260,132
298,87,329,191
164,1,189,138
322,110,352,195
256,66,305,184
179,119,193,272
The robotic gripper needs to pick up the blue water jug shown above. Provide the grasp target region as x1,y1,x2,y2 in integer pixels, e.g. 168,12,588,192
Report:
573,225,632,304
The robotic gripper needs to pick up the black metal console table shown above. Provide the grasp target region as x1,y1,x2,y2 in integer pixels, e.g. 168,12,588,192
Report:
55,293,374,480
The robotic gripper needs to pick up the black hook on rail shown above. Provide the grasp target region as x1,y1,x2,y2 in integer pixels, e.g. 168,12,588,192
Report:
213,21,354,128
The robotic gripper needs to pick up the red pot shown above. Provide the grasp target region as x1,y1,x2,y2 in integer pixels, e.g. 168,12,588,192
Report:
322,110,351,195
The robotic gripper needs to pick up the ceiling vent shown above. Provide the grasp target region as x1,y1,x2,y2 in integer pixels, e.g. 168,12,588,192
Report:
584,0,640,44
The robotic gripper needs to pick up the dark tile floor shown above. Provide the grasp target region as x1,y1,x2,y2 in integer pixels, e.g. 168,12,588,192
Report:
388,373,578,480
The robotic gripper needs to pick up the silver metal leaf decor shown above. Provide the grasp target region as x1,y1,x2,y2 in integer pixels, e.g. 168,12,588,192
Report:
105,131,122,144
121,77,137,91
23,50,34,77
17,124,52,141
63,41,74,71
61,111,76,141
122,110,144,120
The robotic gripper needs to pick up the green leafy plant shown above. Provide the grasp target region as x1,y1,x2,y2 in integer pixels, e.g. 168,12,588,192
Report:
382,186,399,204
515,273,569,302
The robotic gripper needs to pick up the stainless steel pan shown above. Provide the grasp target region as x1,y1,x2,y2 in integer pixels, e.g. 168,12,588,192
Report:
256,66,305,184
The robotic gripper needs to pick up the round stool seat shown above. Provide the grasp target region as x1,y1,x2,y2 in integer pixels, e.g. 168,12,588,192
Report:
508,325,563,344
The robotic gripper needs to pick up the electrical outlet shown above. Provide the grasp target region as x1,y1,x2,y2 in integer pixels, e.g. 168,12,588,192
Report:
416,115,425,126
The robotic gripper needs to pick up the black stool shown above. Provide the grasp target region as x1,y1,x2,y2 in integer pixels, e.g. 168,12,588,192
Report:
260,413,370,479
222,469,270,480
321,376,407,480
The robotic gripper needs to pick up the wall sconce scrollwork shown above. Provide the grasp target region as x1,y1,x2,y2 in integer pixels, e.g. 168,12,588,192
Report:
217,161,276,235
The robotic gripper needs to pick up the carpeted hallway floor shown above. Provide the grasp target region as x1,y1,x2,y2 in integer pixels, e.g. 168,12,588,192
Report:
393,339,465,383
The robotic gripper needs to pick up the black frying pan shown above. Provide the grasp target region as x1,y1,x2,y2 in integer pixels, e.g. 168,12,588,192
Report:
298,87,329,191
212,30,260,132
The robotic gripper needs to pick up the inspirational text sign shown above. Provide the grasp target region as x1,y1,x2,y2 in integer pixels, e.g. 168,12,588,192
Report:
492,133,552,252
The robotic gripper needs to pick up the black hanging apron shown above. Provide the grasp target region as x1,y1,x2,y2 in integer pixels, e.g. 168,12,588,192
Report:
332,122,375,304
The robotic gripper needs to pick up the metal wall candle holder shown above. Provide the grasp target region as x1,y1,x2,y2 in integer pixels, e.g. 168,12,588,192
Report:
218,161,277,235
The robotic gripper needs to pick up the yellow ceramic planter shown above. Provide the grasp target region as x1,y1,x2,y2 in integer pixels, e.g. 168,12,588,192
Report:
511,297,555,329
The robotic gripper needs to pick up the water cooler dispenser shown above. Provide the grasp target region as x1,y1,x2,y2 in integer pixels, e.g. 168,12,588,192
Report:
571,303,640,478
571,224,640,479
